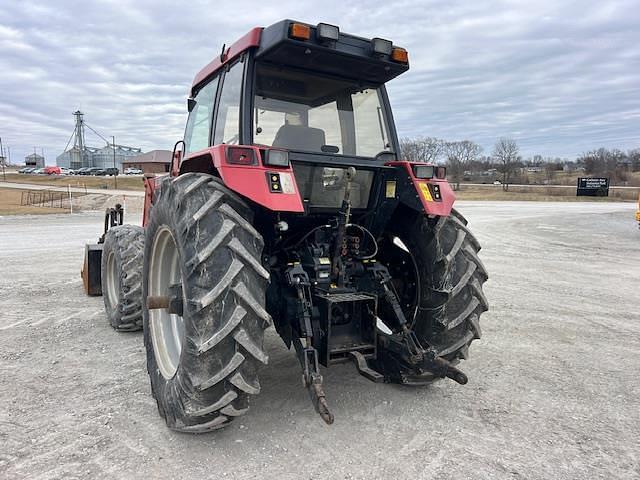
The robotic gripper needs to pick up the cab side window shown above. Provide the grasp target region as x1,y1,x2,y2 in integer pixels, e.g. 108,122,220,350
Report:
184,77,219,154
214,60,244,145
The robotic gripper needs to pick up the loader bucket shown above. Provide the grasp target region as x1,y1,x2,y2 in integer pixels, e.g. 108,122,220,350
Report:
81,243,103,296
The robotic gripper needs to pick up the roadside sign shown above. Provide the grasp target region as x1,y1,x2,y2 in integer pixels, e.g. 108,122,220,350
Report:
577,177,609,197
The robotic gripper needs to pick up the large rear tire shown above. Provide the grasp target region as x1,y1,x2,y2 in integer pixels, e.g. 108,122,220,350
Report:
378,208,489,384
101,224,145,331
143,173,271,432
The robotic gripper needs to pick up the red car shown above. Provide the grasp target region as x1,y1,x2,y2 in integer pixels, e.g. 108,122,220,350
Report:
43,166,61,175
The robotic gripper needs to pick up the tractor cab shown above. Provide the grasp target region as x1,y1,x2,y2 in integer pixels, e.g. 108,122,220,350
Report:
177,20,428,217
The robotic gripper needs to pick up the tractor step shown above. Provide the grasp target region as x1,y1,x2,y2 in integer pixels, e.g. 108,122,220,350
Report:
314,292,377,367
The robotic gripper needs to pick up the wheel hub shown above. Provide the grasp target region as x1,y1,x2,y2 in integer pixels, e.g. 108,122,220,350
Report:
105,251,118,310
148,227,185,380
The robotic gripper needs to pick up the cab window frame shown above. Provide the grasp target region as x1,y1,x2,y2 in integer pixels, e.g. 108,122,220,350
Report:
183,75,220,155
212,54,248,146
248,60,400,160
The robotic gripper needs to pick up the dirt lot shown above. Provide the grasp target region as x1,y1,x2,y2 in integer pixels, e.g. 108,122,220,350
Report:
0,202,638,479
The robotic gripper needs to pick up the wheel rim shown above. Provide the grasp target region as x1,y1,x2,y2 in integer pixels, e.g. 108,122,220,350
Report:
149,227,185,380
105,251,118,309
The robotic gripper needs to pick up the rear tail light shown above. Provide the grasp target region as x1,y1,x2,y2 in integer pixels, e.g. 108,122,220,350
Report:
435,166,447,179
413,165,434,179
391,47,409,63
264,149,289,167
289,23,311,41
227,147,257,166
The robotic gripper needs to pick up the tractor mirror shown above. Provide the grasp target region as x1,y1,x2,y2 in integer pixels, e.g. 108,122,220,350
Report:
187,98,196,112
321,145,339,154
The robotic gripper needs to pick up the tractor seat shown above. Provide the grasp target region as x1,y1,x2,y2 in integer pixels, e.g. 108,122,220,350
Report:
272,124,326,152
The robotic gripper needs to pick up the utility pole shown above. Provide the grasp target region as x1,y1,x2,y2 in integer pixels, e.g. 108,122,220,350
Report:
0,137,6,181
112,135,118,189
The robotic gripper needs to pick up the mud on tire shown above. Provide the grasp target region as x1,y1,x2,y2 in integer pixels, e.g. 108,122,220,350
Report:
101,224,145,331
143,173,271,432
379,208,489,384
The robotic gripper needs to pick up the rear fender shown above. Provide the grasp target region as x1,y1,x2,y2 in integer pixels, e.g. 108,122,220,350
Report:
142,174,165,227
386,161,455,216
179,145,304,213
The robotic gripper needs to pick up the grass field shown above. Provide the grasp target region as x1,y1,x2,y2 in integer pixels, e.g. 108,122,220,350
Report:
0,188,71,215
469,169,640,189
455,184,639,201
2,170,638,215
2,172,144,191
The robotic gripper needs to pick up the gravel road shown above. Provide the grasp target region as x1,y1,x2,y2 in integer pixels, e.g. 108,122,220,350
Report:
0,201,638,479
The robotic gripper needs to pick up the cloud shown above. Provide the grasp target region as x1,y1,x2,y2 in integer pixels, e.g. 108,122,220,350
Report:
0,0,638,164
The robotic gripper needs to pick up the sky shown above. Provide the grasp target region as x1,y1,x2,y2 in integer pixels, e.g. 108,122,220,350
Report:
0,0,639,164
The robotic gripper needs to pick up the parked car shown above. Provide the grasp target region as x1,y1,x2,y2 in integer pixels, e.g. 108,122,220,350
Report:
24,168,37,174
493,180,502,185
18,167,32,173
59,167,72,175
44,166,61,175
104,167,119,176
76,167,92,175
33,168,46,174
89,167,107,176
125,167,143,175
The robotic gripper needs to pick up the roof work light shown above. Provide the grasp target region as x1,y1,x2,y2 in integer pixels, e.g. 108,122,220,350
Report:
371,38,393,56
317,23,339,41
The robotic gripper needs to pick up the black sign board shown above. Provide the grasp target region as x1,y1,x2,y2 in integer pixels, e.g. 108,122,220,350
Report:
577,177,609,197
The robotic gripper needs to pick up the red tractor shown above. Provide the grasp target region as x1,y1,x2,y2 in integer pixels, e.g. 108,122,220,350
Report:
83,20,488,432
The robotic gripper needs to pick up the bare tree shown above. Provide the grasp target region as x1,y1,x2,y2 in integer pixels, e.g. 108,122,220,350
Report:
628,148,640,172
579,148,628,182
580,149,606,176
493,138,519,191
400,136,444,163
445,140,482,190
544,162,557,184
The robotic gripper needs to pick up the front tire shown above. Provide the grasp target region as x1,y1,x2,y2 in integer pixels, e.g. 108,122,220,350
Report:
143,173,271,432
101,224,144,331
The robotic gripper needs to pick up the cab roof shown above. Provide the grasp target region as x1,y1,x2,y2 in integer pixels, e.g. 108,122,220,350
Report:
191,20,409,96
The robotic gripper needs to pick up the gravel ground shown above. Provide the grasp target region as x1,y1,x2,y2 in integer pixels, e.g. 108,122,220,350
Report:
0,201,638,479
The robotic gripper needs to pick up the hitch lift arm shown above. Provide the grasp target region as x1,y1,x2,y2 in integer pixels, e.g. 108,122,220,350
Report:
286,263,335,425
367,263,468,385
